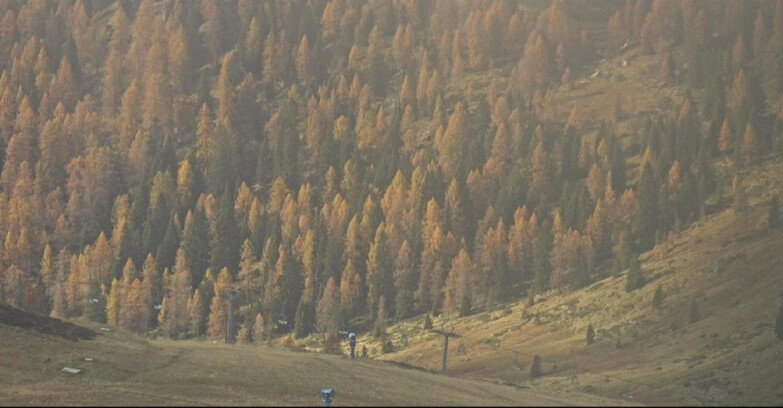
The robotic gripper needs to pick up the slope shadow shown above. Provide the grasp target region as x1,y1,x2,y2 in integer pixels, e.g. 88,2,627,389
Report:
0,304,96,341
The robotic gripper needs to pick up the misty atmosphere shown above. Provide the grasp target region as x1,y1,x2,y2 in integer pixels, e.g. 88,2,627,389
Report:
1,0,782,405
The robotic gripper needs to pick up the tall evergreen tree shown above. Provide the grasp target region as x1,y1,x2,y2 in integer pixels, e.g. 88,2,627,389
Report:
142,194,170,259
159,248,192,339
625,253,645,292
207,123,239,194
316,276,340,337
184,208,210,288
156,214,179,272
531,217,552,295
769,196,780,229
652,284,664,309
207,267,233,342
278,245,303,331
210,192,240,277
367,223,394,318
586,323,595,345
638,163,658,250
530,354,543,379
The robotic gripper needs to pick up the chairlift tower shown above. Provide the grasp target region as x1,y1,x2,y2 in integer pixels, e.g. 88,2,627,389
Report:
432,328,461,373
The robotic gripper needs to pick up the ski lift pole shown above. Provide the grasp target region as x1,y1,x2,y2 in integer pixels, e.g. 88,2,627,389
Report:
433,329,461,373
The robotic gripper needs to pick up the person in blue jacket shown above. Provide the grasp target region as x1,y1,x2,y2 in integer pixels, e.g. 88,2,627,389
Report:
321,388,335,406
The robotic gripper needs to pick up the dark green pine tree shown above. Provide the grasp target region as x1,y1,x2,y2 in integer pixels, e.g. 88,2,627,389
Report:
586,323,595,345
256,138,274,191
774,112,783,153
279,246,303,331
293,296,314,339
776,48,783,94
689,299,700,323
531,218,552,295
210,191,241,277
575,186,593,231
196,275,215,336
460,294,472,317
608,135,627,192
321,235,343,292
422,313,432,330
611,256,624,278
679,170,698,224
625,253,645,292
156,214,180,272
686,48,706,89
467,99,491,176
704,116,723,157
272,99,301,190
696,154,715,217
658,173,672,234
112,222,141,280
237,208,252,247
530,354,543,378
395,288,414,321
640,119,657,156
559,183,576,229
494,245,511,303
705,69,726,123
207,122,239,195
150,134,178,178
249,210,267,259
142,199,171,260
561,126,581,181
130,186,150,239
495,169,527,224
676,121,698,169
652,284,664,309
185,208,211,288
638,163,658,251
368,224,395,318
769,196,780,230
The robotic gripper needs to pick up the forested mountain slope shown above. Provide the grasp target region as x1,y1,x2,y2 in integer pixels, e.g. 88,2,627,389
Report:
0,4,781,404
370,153,783,406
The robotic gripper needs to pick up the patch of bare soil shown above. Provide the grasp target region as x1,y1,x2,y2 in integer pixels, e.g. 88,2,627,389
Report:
0,305,96,341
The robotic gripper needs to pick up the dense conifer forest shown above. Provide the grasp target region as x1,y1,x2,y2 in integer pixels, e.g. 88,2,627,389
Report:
0,0,781,346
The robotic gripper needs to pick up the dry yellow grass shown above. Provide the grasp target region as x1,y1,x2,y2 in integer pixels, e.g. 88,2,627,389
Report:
0,316,635,406
541,46,689,132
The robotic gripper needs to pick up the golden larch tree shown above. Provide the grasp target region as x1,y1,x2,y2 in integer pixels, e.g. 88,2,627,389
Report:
208,267,233,342
316,276,340,336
